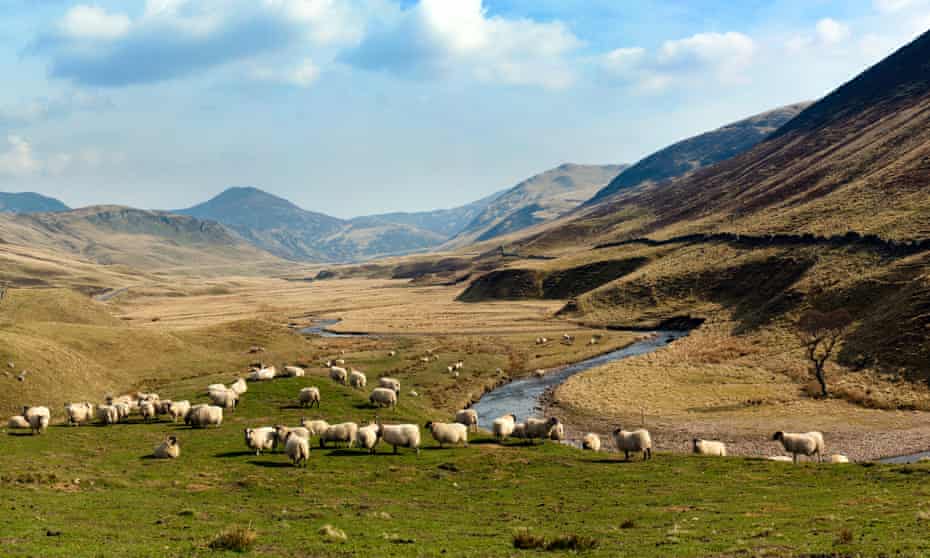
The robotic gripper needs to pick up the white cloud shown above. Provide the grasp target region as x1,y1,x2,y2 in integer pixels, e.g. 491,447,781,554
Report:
249,58,320,87
658,32,756,83
816,18,851,45
0,136,42,177
873,0,925,13
601,47,646,74
59,5,132,40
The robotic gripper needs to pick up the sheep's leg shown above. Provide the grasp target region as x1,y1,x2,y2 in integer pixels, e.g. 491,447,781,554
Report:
393,445,398,454
625,450,630,461
793,453,798,465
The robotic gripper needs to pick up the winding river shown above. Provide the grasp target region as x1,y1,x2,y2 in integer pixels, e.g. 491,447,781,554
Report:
472,330,689,430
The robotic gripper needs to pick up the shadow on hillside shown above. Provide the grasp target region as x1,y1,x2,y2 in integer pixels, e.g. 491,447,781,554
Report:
215,451,256,458
248,460,293,468
6,432,33,437
324,449,375,457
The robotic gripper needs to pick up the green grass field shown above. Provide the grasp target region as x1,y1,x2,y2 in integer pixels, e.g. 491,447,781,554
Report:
2,371,930,557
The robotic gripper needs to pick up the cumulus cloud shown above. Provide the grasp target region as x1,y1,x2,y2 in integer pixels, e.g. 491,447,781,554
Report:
0,91,113,129
816,18,851,45
249,58,320,87
59,5,132,40
873,0,926,12
0,136,42,177
0,135,121,178
341,0,581,88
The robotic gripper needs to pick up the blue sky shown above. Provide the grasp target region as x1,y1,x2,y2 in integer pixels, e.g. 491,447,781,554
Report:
0,0,927,218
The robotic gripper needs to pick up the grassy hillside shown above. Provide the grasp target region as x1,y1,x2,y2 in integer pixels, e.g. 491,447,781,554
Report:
0,191,69,213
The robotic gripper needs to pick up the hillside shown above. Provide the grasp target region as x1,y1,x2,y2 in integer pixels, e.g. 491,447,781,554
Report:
354,189,506,238
588,103,810,204
0,191,69,213
446,163,625,248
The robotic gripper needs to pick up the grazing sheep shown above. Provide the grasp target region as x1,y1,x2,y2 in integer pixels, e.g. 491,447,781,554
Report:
284,432,310,467
425,421,468,448
772,431,824,464
356,423,380,454
369,387,398,409
23,406,50,435
329,366,348,385
452,371,460,379
139,400,157,422
7,415,30,429
247,366,276,382
298,387,321,408
114,402,131,421
244,427,278,456
155,399,173,416
153,436,180,459
582,433,601,452
230,378,248,395
419,356,430,363
534,369,545,378
562,334,575,345
493,414,516,441
275,425,310,444
692,438,727,457
549,423,565,441
300,418,329,437
611,427,653,461
454,409,478,432
349,369,367,390
209,388,239,411
830,454,850,464
377,423,421,455
511,423,527,439
283,365,306,378
186,405,223,428
379,377,401,393
65,402,94,426
521,417,561,444
206,383,226,394
767,455,794,462
334,358,346,366
446,365,454,374
535,337,548,345
320,422,358,448
96,405,119,425
388,350,397,357
453,361,464,370
168,400,191,423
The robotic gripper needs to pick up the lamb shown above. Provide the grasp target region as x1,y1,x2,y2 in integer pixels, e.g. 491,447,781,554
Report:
830,454,850,464
356,423,380,454
209,388,239,411
377,423,421,455
65,402,94,426
244,427,278,455
247,366,276,381
329,366,348,385
283,365,305,377
230,378,248,395
611,427,653,461
692,438,727,457
23,406,50,435
97,405,119,425
772,431,824,464
153,436,180,459
139,400,157,422
521,417,561,444
320,422,358,448
425,421,468,448
298,387,321,408
7,415,30,429
582,433,601,452
388,350,397,357
168,400,191,423
349,369,367,389
284,431,310,467
454,409,478,432
300,418,329,437
369,387,398,409
492,414,516,441
186,405,223,428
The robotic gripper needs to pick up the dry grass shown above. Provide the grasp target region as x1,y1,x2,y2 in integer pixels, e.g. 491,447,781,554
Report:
208,526,257,552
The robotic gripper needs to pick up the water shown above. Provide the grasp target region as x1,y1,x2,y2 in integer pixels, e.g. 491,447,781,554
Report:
299,319,375,338
472,330,689,430
879,451,930,464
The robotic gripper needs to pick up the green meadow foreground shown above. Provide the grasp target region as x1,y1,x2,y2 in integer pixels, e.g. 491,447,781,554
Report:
3,373,930,557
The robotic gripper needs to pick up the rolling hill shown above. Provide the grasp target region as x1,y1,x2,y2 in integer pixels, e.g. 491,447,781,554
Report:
0,192,69,213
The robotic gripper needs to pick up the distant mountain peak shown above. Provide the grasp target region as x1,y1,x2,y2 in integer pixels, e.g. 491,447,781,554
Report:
0,192,70,214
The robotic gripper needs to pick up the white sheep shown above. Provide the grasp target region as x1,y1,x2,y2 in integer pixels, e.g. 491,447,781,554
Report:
611,427,653,461
206,383,226,394
247,366,276,381
518,417,560,444
7,415,30,429
23,406,50,435
186,405,223,428
772,431,824,464
349,369,367,390
534,369,546,378
493,414,516,441
830,454,850,464
155,399,173,416
139,400,157,422
388,350,397,357
369,387,398,409
284,431,310,467
244,427,278,455
377,423,421,455
425,421,468,448
549,423,564,441
767,455,794,462
153,436,180,459
329,366,348,385
582,433,601,452
65,402,94,426
356,423,380,454
97,405,119,425
283,365,305,377
298,387,321,408
300,418,330,437
230,378,248,395
275,425,310,443
209,388,239,411
379,377,400,393
454,409,478,432
320,422,358,448
114,402,130,421
692,438,727,457
453,361,464,370
168,400,191,423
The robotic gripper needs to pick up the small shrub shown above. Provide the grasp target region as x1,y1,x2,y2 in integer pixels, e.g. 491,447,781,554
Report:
319,524,347,543
513,529,547,550
619,519,636,529
835,528,854,545
209,526,256,552
546,534,599,552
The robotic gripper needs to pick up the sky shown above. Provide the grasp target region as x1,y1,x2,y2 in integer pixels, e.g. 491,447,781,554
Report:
0,0,927,218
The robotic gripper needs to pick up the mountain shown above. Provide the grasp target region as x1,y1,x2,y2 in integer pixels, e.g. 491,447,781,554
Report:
353,189,507,238
0,192,70,213
445,163,626,248
587,102,811,205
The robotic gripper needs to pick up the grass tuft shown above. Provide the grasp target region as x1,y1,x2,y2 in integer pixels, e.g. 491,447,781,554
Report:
513,529,598,552
513,528,548,550
319,524,347,543
208,526,256,552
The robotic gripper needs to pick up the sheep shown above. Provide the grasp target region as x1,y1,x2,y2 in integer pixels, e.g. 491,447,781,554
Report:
23,406,50,435
830,454,850,464
356,423,380,454
230,378,248,395
767,455,794,462
388,350,397,357
7,415,30,429
329,366,348,385
535,337,548,345
692,438,727,457
283,365,306,378
300,418,329,437
520,417,561,444
155,399,173,416
206,383,226,394
275,425,310,444
549,423,565,441
168,400,191,423
139,400,157,422
419,356,430,363
247,366,276,381
153,436,180,459
96,405,119,425
453,361,464,370
512,422,527,439
349,369,367,390
611,427,653,461
772,431,824,464
244,427,278,455
454,409,478,432
534,369,546,378
582,433,601,452
562,334,575,345
334,358,346,366
425,421,468,448
65,402,94,426
370,387,398,409
114,402,131,421
209,388,239,411
446,365,454,374
186,405,223,428
284,431,310,467
298,387,321,408
493,414,516,441
320,422,358,448
377,423,421,455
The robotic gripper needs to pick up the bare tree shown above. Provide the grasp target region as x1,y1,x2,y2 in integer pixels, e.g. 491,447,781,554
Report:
796,309,854,397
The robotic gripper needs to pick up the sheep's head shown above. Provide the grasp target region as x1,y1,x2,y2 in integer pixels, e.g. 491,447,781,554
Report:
424,421,433,430
166,436,178,446
547,417,560,428
613,427,623,435
772,431,784,441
